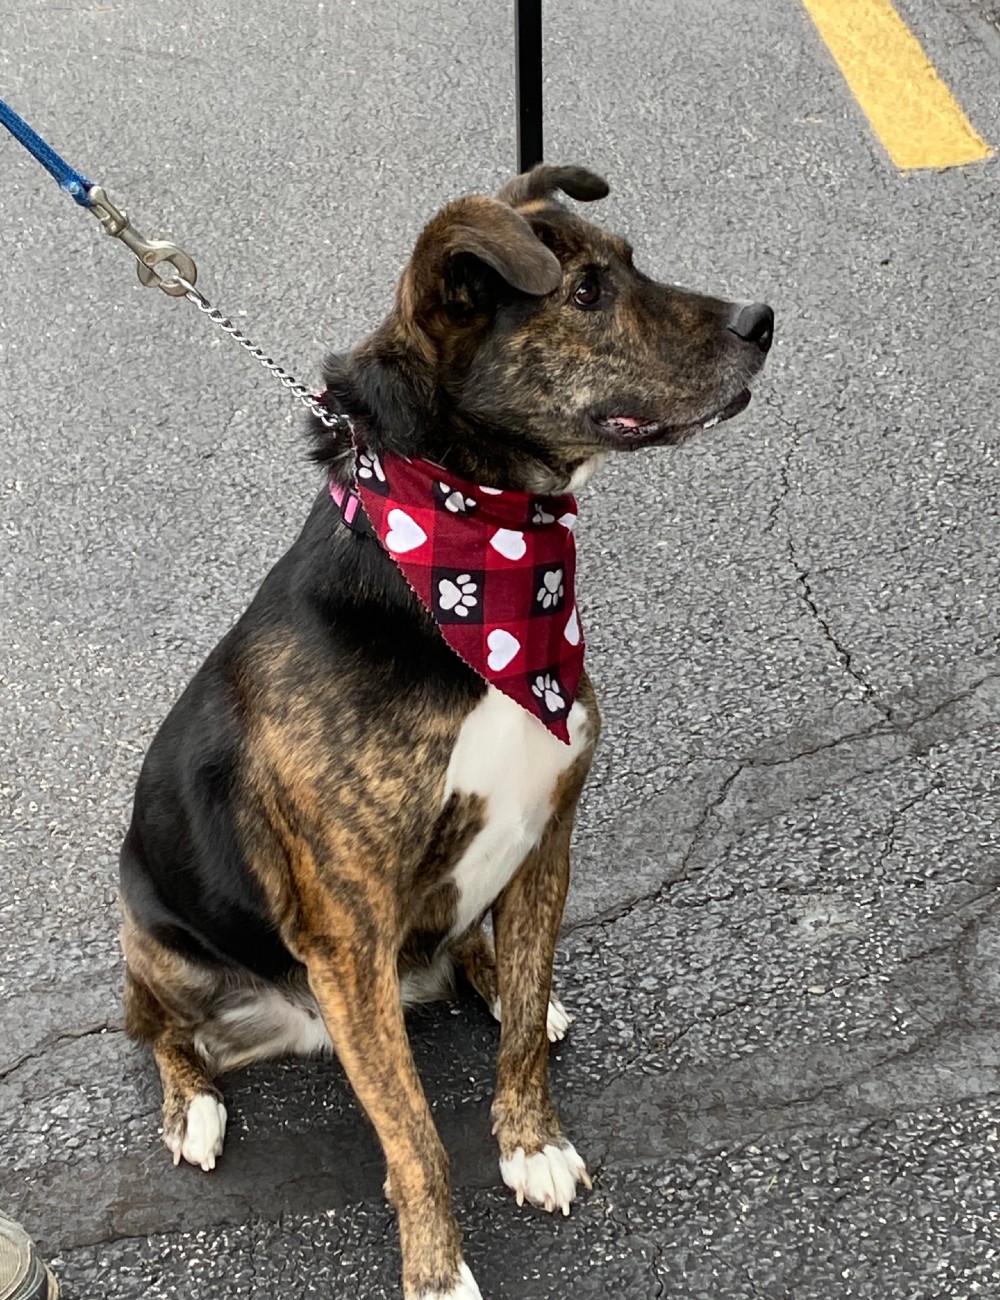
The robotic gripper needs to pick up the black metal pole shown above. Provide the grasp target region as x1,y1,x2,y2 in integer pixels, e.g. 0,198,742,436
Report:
515,0,543,171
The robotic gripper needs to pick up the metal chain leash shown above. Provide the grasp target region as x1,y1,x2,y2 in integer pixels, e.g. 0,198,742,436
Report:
176,277,353,433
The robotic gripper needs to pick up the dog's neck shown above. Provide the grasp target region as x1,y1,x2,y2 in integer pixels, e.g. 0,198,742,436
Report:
313,351,598,497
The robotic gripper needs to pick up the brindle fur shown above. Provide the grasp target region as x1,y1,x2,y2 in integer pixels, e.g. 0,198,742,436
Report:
120,163,771,1299
490,700,595,1163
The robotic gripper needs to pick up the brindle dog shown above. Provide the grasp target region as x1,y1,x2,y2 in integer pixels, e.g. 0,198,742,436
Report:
120,163,772,1300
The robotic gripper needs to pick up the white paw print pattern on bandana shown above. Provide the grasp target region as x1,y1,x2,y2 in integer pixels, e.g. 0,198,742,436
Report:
536,567,564,610
438,573,479,617
437,482,477,514
357,450,386,483
531,672,566,717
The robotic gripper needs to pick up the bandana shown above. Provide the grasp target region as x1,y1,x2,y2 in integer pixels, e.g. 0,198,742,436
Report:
330,447,584,743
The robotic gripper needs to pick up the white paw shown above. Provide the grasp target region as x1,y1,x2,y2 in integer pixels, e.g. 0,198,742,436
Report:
500,1141,591,1216
164,1093,227,1172
417,1261,484,1299
490,995,573,1044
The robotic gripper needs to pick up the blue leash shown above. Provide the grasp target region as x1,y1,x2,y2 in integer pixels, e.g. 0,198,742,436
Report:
1,93,199,293
0,97,93,205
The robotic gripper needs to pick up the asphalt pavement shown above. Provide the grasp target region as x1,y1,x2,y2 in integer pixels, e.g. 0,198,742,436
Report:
3,1,1000,1296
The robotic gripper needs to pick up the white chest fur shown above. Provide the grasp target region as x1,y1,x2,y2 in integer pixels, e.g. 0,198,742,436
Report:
441,687,591,939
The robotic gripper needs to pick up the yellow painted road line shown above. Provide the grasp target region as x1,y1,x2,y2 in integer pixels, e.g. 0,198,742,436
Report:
801,0,992,169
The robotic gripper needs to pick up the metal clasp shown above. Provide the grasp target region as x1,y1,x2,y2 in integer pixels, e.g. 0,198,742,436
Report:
86,185,197,297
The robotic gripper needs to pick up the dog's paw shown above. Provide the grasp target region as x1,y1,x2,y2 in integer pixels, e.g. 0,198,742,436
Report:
490,995,573,1043
414,1261,484,1300
163,1093,227,1172
499,1140,591,1216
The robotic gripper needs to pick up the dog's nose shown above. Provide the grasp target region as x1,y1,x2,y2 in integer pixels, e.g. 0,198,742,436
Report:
729,302,774,353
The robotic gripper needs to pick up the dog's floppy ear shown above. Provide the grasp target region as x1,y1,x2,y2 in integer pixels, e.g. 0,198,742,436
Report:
497,163,610,208
406,195,562,315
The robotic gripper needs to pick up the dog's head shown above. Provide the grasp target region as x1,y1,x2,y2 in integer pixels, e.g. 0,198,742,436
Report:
321,164,772,492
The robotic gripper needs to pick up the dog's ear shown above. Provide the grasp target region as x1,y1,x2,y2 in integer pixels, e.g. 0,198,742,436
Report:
405,195,562,318
497,164,610,208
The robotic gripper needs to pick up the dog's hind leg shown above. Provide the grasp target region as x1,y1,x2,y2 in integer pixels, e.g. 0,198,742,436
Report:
451,923,572,1043
124,964,228,1172
450,924,498,1007
121,907,236,1170
302,921,481,1300
153,1033,227,1172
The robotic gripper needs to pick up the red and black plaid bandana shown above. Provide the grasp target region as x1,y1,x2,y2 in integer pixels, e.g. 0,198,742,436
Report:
330,446,584,743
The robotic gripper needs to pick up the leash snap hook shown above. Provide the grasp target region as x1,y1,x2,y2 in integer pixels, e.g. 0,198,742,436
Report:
86,184,197,297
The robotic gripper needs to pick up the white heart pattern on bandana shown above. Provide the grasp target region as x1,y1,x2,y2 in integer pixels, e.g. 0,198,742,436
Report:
487,628,521,671
385,509,427,554
490,528,527,561
563,606,581,646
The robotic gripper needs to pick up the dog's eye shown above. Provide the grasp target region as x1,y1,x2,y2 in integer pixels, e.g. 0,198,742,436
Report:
572,277,603,309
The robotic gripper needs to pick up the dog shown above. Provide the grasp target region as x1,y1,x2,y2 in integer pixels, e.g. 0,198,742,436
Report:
119,163,772,1300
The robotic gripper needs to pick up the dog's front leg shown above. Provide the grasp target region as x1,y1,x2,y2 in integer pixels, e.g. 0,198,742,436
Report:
490,809,591,1216
303,929,481,1300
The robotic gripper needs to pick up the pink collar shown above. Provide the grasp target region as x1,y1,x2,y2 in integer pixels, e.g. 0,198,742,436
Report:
330,447,584,743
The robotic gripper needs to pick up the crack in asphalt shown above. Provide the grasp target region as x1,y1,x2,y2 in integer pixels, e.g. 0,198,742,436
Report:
51,1190,262,1254
564,763,745,934
756,409,972,732
565,672,998,937
653,875,1000,1065
899,669,1000,730
873,781,942,873
677,1085,1000,1191
786,537,895,722
606,1218,666,1298
0,1021,124,1083
665,889,1000,1130
907,889,1000,1008
763,406,803,536
597,943,934,1101
565,834,1000,1139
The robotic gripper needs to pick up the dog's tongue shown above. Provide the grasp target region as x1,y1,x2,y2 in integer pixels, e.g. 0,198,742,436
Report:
606,416,649,429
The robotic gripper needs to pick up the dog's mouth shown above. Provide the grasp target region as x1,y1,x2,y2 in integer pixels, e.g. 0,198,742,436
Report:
590,388,752,449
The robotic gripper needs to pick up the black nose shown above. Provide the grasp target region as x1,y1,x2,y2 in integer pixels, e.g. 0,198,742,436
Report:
729,301,774,353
